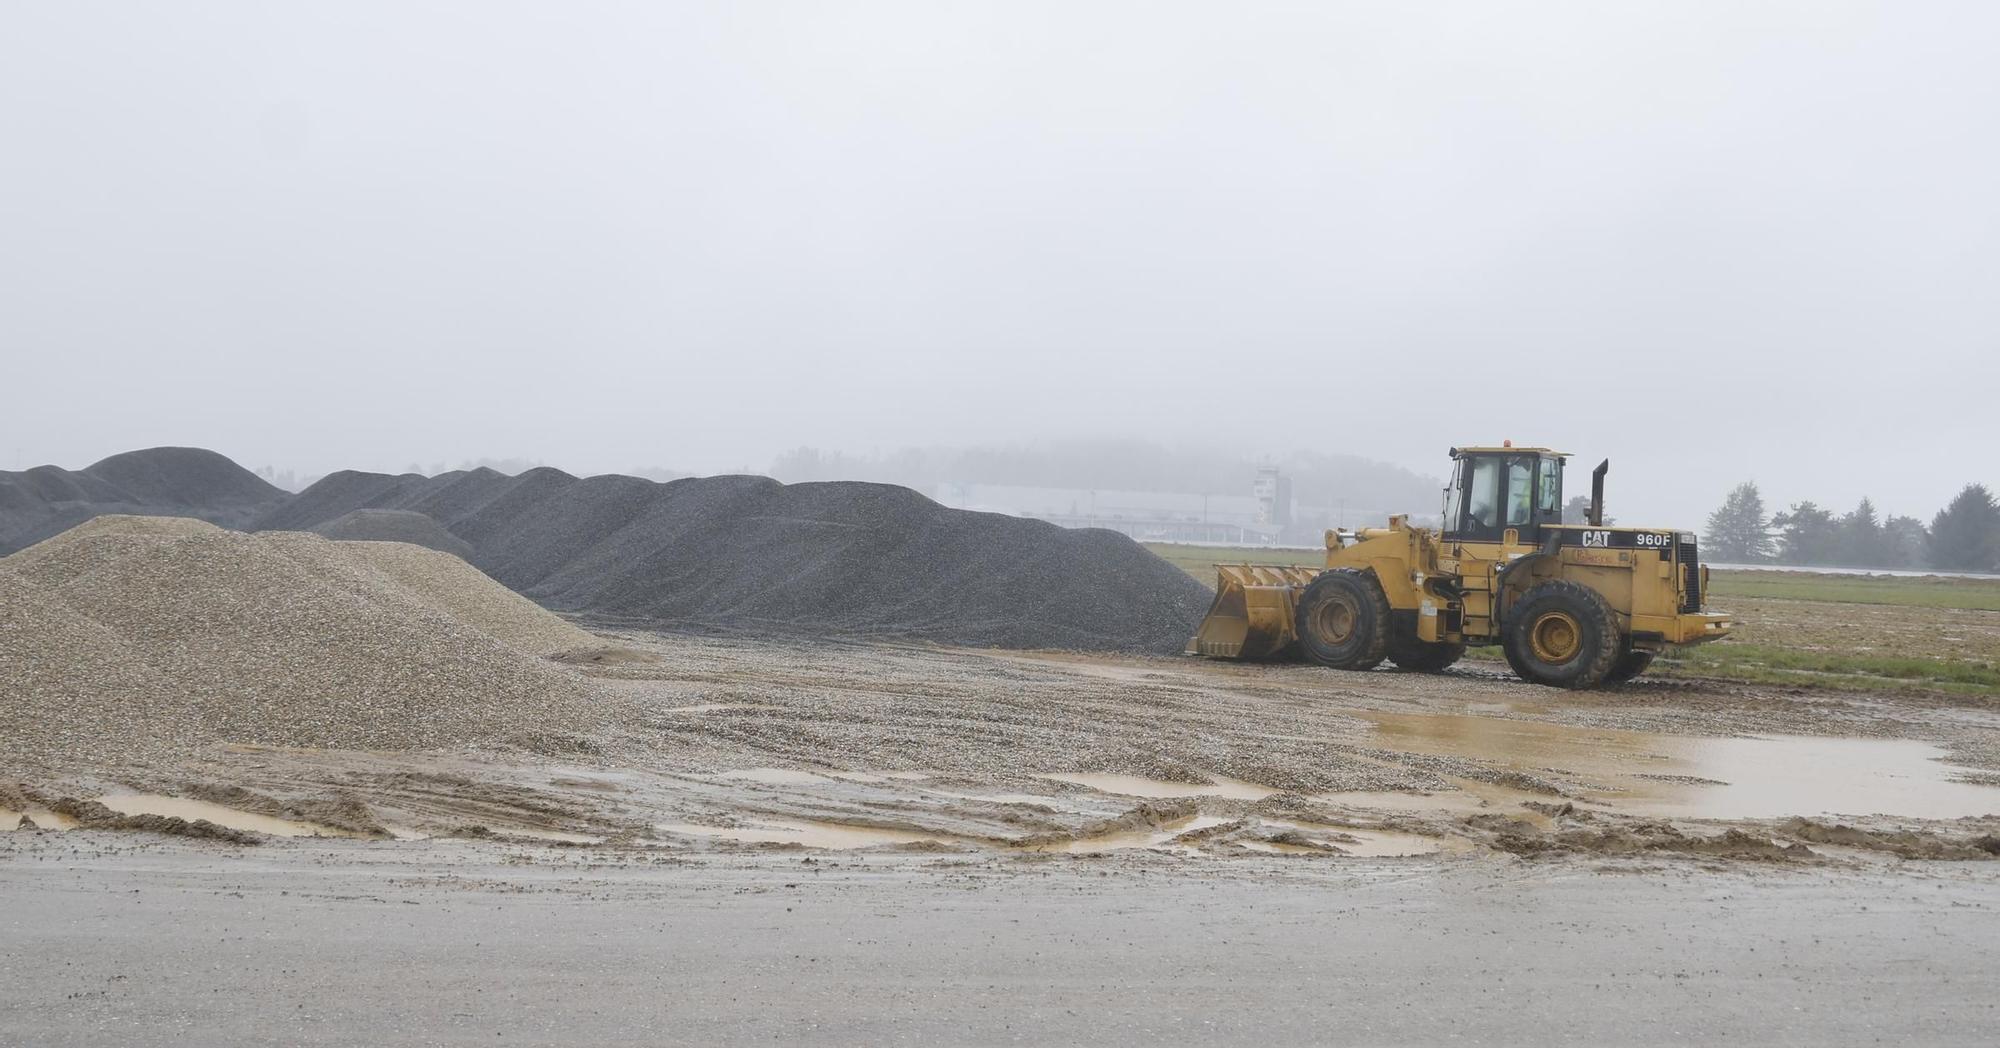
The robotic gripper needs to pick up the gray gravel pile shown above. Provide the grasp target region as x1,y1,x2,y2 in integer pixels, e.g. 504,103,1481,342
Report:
0,516,601,763
262,468,1210,653
0,447,287,556
311,509,476,560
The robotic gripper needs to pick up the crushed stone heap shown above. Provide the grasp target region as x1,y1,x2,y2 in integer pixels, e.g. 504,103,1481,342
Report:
311,508,477,561
0,516,601,764
0,446,287,555
263,471,1213,653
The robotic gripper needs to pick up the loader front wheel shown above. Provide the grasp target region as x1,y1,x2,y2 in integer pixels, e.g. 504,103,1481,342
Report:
1294,569,1389,670
1388,636,1466,673
1502,581,1621,689
1603,649,1656,684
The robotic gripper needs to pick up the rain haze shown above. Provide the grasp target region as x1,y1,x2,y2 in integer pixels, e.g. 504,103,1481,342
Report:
3,1,1996,525
13,9,2000,1041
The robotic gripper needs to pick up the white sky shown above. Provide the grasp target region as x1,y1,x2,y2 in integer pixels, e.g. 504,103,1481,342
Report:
3,2,1995,524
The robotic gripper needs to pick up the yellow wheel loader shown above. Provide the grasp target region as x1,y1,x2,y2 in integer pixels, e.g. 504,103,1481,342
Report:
1187,446,1732,688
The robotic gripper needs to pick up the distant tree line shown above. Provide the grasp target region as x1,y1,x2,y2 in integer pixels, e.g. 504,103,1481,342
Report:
1703,481,2000,572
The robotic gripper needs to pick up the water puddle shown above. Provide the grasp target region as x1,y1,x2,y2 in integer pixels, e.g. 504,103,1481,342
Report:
655,811,1445,858
1036,773,1280,801
1358,712,2000,820
829,771,933,784
0,807,79,831
94,795,364,838
1255,818,1463,858
1026,815,1234,853
1238,840,1325,855
926,790,1085,809
658,818,964,849
1619,737,2000,820
718,768,932,787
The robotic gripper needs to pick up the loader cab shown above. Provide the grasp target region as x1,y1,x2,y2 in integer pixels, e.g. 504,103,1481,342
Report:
1442,446,1566,546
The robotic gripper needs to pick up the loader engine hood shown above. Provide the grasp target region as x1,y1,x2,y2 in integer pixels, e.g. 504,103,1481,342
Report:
1544,526,1691,551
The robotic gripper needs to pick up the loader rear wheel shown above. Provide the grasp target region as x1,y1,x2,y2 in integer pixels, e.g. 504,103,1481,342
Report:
1603,649,1656,684
1502,581,1621,689
1387,635,1465,673
1293,568,1389,670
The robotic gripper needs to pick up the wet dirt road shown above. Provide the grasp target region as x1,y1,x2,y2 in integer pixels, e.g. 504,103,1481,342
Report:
10,627,2000,865
3,837,1996,1047
8,628,2000,1045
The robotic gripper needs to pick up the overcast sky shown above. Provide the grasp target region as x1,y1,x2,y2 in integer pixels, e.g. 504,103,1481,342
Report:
4,2,1995,524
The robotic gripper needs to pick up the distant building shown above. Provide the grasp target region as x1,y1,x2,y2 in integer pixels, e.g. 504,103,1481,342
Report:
931,481,1272,543
935,468,1329,545
932,466,1431,545
1252,466,1292,527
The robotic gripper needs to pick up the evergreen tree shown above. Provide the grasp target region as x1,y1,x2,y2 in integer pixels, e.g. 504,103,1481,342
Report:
1561,495,1613,526
1928,484,2000,571
1771,501,1840,565
1703,482,1773,562
1882,515,1928,569
1837,497,1886,567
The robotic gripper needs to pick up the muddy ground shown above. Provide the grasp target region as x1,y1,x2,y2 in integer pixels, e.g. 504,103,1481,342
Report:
7,626,2000,865
8,627,2000,1044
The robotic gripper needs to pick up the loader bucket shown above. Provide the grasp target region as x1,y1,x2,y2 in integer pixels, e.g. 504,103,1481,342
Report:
1186,564,1323,659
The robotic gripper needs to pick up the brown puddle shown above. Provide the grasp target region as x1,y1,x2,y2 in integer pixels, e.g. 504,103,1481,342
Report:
661,814,1238,854
658,818,966,849
1,807,80,831
6,796,571,841
1254,818,1466,858
924,790,1089,809
94,795,365,838
1036,773,1280,801
657,813,1451,858
1359,712,2000,821
1026,815,1235,853
388,825,601,844
718,768,934,787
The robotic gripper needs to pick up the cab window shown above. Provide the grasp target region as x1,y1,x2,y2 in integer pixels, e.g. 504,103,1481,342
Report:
1537,457,1562,516
1465,456,1501,530
1506,456,1534,526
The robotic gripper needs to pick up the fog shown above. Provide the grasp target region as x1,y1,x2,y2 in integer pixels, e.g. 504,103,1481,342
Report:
3,2,1995,526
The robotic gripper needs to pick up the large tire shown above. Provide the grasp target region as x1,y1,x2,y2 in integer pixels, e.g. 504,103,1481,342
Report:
1293,568,1389,670
1603,649,1656,684
1501,581,1622,689
1387,634,1466,673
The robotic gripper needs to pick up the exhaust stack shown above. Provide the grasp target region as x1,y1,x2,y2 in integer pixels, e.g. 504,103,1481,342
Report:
1589,459,1609,527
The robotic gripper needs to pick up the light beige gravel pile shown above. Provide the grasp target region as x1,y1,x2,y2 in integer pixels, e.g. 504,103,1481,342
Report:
0,565,198,764
254,531,596,657
0,516,603,764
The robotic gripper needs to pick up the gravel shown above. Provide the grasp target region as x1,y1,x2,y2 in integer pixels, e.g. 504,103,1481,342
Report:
0,516,602,764
10,447,1212,655
311,509,476,561
287,535,597,657
259,469,1211,653
0,447,286,555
